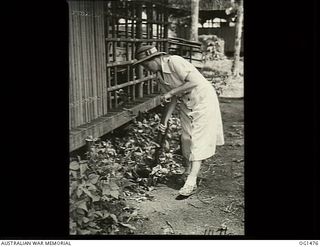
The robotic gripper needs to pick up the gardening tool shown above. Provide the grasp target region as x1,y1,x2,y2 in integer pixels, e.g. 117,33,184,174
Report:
147,93,173,168
151,121,169,168
160,94,172,106
135,122,168,177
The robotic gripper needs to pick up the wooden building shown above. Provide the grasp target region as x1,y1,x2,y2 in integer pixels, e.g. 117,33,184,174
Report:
68,0,202,152
168,0,243,55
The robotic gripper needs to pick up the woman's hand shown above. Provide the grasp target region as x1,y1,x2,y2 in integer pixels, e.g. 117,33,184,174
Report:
160,92,173,105
158,123,167,135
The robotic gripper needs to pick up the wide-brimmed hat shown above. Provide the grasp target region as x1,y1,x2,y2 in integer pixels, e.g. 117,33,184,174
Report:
132,45,166,66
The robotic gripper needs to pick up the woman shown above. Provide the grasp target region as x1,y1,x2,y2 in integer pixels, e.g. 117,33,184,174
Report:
133,45,225,196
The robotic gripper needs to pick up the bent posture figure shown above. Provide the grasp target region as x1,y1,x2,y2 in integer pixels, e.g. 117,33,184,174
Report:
133,45,225,196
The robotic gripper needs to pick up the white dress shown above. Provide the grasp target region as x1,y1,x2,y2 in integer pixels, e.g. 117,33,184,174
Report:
158,55,225,161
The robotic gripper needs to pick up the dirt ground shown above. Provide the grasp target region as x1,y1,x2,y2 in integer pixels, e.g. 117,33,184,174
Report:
126,98,244,235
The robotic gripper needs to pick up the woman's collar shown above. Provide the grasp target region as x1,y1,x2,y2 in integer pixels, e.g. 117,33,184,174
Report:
160,55,172,74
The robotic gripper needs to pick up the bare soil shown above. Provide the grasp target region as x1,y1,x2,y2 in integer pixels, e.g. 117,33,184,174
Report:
126,98,244,235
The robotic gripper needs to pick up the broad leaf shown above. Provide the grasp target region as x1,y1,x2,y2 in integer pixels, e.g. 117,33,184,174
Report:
94,211,104,218
69,221,77,229
77,201,88,212
130,210,138,217
121,179,136,188
76,208,86,215
86,183,97,191
150,141,160,148
102,185,111,195
109,181,119,190
69,202,77,212
110,214,118,223
70,171,78,179
87,228,100,234
70,161,80,170
70,181,78,194
78,229,91,235
102,210,110,218
81,187,94,199
76,187,83,198
88,174,99,184
88,222,97,228
110,190,119,199
119,223,136,231
164,140,170,150
91,194,101,202
82,217,89,223
80,163,88,177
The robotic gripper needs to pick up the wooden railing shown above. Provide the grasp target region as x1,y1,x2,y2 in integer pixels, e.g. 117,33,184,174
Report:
104,0,168,111
168,37,203,69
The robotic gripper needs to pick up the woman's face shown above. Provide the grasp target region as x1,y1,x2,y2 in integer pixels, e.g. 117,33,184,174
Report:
141,58,160,73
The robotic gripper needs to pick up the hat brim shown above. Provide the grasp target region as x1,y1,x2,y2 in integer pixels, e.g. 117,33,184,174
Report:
132,52,166,66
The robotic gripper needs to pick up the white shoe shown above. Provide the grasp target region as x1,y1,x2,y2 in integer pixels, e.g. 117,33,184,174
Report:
179,183,198,196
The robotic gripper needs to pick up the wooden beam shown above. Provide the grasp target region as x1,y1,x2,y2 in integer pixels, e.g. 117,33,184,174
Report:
69,94,162,152
107,75,156,92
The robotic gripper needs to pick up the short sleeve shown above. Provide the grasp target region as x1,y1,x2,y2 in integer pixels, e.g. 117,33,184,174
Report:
169,56,195,82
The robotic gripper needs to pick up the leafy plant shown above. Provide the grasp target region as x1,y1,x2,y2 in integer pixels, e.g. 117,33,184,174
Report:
70,112,184,235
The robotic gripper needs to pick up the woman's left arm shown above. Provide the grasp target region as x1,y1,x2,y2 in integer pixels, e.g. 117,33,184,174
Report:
163,71,199,99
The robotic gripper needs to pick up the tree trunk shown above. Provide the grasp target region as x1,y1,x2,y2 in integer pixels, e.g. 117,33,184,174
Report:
232,0,243,77
190,0,199,41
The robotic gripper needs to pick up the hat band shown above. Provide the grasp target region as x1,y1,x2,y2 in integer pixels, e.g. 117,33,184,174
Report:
136,47,158,60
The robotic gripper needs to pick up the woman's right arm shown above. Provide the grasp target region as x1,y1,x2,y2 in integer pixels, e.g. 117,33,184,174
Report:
160,95,177,126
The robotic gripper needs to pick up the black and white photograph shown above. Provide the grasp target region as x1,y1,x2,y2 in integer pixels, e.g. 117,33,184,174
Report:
68,0,244,236
1,0,318,242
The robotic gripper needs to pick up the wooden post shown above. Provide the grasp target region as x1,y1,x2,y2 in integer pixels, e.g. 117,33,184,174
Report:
76,1,84,126
114,66,118,108
146,4,150,41
156,8,159,48
105,2,111,112
149,3,153,41
80,1,89,124
190,0,199,42
89,2,97,120
68,1,75,129
232,0,244,77
125,1,131,101
72,1,78,127
84,1,93,123
163,2,169,53
136,2,144,98
94,1,102,117
130,2,136,101
111,2,117,109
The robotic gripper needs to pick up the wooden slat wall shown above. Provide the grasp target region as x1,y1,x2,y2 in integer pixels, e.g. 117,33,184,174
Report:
68,1,107,129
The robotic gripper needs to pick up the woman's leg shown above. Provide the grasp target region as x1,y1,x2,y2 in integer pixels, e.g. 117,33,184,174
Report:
184,160,192,175
180,160,191,183
179,160,202,196
185,160,201,185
